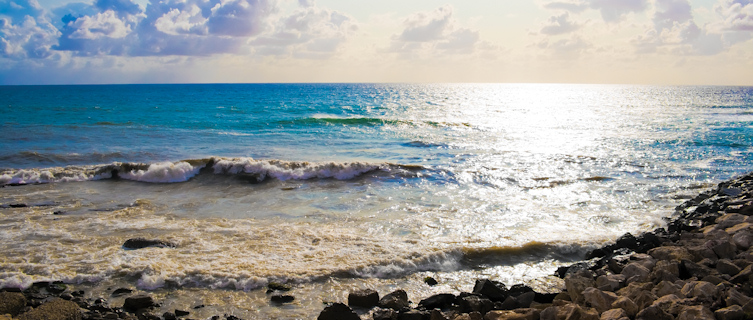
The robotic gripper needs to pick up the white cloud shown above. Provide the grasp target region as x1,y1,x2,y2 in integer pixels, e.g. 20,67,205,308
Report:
0,0,60,59
714,0,753,31
68,10,132,39
387,5,495,57
590,0,648,22
540,12,581,35
250,5,357,58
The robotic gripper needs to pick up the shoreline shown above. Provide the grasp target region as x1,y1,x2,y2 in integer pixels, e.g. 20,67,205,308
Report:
2,172,753,320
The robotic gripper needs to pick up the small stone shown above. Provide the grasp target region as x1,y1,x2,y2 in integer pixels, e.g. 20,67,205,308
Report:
424,277,439,286
317,303,359,320
348,288,379,308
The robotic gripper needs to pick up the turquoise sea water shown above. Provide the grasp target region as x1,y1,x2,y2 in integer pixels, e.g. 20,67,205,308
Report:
1,83,752,318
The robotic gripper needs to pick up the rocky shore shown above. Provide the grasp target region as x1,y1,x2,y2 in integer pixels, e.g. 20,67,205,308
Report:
2,172,753,320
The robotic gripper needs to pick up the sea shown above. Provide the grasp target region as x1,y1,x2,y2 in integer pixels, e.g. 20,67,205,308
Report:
1,83,752,319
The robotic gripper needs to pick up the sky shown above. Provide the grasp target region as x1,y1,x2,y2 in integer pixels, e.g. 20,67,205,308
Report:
0,0,752,85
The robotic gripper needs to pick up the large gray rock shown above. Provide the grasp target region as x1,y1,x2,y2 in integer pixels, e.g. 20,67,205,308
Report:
600,308,629,320
714,305,745,320
621,263,651,283
417,294,455,310
680,281,719,302
611,296,639,318
636,305,673,320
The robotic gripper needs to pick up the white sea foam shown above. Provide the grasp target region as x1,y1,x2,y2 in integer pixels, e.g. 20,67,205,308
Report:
119,161,203,183
212,158,382,181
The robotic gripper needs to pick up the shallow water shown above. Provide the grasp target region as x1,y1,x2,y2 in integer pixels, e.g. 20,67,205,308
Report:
1,83,752,318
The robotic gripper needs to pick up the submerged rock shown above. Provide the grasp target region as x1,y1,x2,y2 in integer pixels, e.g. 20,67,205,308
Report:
122,238,176,249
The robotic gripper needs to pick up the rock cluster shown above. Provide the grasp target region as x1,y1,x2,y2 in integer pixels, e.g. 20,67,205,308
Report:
318,172,753,320
0,282,240,320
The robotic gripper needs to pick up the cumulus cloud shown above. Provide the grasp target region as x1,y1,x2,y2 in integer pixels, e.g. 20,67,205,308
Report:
543,0,648,22
387,5,494,57
630,0,729,55
250,6,357,58
715,0,753,31
540,12,581,35
590,0,648,22
0,0,60,59
536,34,591,58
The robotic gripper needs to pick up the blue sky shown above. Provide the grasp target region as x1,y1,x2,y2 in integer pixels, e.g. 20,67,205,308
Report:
1,0,752,84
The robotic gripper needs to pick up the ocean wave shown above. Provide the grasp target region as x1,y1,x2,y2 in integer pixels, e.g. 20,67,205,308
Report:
277,116,473,129
0,157,424,186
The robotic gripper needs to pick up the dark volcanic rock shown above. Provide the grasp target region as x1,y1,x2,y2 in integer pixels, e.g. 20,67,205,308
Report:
472,279,508,302
317,302,360,320
122,238,176,249
270,294,295,304
123,294,156,311
417,293,455,310
111,288,133,297
378,289,410,310
348,288,379,308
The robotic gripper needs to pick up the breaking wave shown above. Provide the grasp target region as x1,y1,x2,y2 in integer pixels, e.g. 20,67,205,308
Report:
0,157,425,186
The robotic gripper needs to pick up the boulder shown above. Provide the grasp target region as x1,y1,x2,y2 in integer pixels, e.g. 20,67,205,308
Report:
418,294,456,310
651,294,686,315
680,281,719,302
348,288,379,308
621,263,650,283
708,239,738,260
484,308,540,320
632,290,658,310
725,288,752,306
0,292,26,316
714,305,745,320
317,303,360,320
676,305,714,320
596,275,624,292
123,294,156,311
652,260,681,282
457,294,493,314
122,238,176,249
564,275,595,304
635,305,674,320
731,231,753,250
717,259,742,276
653,281,682,297
649,246,693,261
600,308,629,320
472,279,508,302
611,296,639,318
379,289,410,310
372,307,398,320
582,287,618,313
17,298,81,320
398,309,427,320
